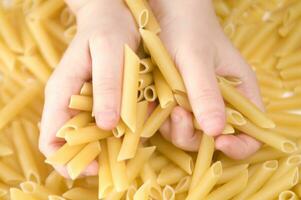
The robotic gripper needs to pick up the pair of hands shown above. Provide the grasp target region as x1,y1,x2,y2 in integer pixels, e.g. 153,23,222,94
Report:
39,0,263,178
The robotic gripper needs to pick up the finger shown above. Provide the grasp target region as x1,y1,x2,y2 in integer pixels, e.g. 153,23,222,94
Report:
215,134,261,160
176,47,226,136
170,106,201,151
39,34,91,157
89,33,128,130
54,160,99,179
216,46,264,110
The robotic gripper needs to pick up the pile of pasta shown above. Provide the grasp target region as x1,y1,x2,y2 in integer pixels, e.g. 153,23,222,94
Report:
0,0,301,199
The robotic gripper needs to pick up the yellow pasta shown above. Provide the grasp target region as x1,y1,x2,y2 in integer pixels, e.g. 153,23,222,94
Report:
141,101,176,138
278,190,299,200
62,187,98,200
217,164,249,185
267,112,301,127
10,188,38,200
107,137,129,192
64,125,112,146
68,95,93,112
45,20,69,45
0,40,16,69
233,160,278,200
206,169,248,200
46,143,85,166
163,185,175,200
80,82,92,96
48,195,66,200
283,1,301,27
175,176,191,194
45,171,66,194
0,8,22,53
186,161,223,200
18,55,52,83
139,58,155,74
67,141,101,180
139,163,161,200
174,93,192,112
124,0,160,33
149,154,169,172
60,7,75,27
133,180,151,200
118,101,148,161
153,68,174,108
56,112,93,138
267,95,301,111
121,45,140,133
256,73,283,89
247,167,299,200
190,134,214,190
63,25,77,43
280,66,301,80
26,19,60,68
157,163,187,186
98,141,113,199
0,161,23,184
140,29,186,93
150,135,193,174
11,121,40,183
28,0,65,19
20,181,54,200
112,121,127,138
143,85,157,102
276,51,301,69
138,73,153,90
219,78,275,128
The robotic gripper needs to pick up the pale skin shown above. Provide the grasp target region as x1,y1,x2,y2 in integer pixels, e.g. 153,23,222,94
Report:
39,0,263,178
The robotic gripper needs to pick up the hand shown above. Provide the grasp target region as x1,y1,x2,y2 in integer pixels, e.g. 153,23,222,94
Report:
39,0,139,177
150,0,263,159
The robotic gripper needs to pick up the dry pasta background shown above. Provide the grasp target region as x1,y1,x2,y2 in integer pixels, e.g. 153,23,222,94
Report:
0,0,301,199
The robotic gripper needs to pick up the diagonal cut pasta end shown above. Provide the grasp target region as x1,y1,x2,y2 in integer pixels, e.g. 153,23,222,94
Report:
282,141,298,154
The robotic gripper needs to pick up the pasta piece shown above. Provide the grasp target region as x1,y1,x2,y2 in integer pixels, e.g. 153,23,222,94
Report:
121,45,140,133
225,107,246,125
153,67,174,108
63,187,98,200
190,134,214,190
150,135,193,174
278,190,298,200
112,121,127,138
260,86,285,99
247,167,299,200
126,146,156,182
280,66,301,80
272,124,301,138
174,93,192,112
56,112,93,138
218,78,275,128
18,55,52,83
141,101,176,138
0,161,23,184
60,7,75,27
64,125,112,146
293,184,301,198
175,176,191,194
265,155,301,185
26,19,60,68
206,169,248,200
139,163,161,200
0,8,22,53
140,29,186,93
11,121,40,183
283,1,301,27
157,164,187,186
139,58,155,74
0,182,8,199
233,120,297,153
233,160,278,200
276,21,301,57
10,188,38,200
0,39,16,69
20,181,54,200
256,73,283,89
98,141,113,199
45,20,69,45
126,185,137,200
217,164,249,185
186,161,222,200
118,101,148,161
63,25,77,43
144,85,157,102
276,51,301,69
124,0,160,33
107,137,129,192
45,171,66,194
48,195,66,200
68,95,93,111
133,180,151,200
149,154,169,172
67,141,101,180
45,143,85,166
80,82,92,96
267,95,301,111
0,140,13,156
163,185,175,200
137,89,144,102
29,0,65,19
267,112,301,127
138,73,153,90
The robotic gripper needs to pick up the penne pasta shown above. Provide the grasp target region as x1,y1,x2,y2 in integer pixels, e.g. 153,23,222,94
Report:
267,95,301,111
276,51,301,69
280,66,301,80
140,29,186,93
143,85,157,102
80,82,92,96
68,95,93,111
10,188,38,200
175,176,191,194
112,121,127,138
153,67,174,108
139,58,155,74
219,78,275,128
28,0,65,19
150,135,193,174
162,185,175,200
133,180,151,200
45,20,69,45
138,73,153,90
157,163,187,186
20,181,54,200
139,163,161,200
217,164,249,185
174,93,192,112
141,101,176,138
149,154,169,172
60,7,75,27
278,190,299,200
0,39,16,69
121,45,140,133
0,161,23,184
67,141,101,180
63,187,98,200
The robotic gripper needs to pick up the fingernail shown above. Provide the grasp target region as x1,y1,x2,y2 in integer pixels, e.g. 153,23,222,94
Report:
96,110,118,129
